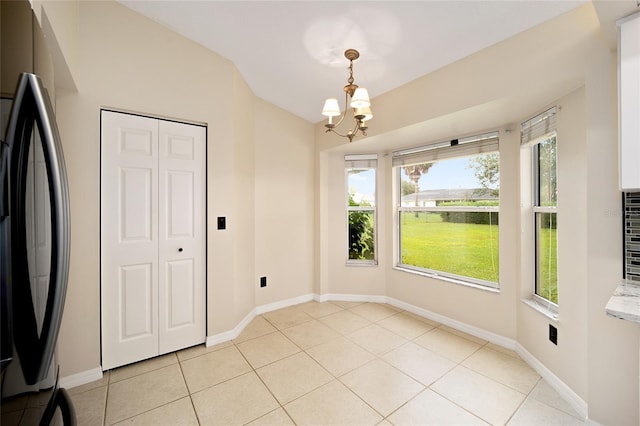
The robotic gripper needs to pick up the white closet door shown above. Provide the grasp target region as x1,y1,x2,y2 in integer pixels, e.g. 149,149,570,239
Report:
101,111,160,370
101,111,206,370
157,120,205,354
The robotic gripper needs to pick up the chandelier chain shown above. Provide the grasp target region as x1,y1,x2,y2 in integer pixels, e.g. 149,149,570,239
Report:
348,61,354,86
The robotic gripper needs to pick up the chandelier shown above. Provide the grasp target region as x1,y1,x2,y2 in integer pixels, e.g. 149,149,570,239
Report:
321,49,372,142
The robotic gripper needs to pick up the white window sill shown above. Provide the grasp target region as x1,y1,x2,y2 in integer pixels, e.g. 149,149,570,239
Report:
346,260,378,267
522,297,559,322
393,266,500,294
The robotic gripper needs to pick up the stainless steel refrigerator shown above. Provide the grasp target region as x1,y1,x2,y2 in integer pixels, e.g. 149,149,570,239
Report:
1,73,75,425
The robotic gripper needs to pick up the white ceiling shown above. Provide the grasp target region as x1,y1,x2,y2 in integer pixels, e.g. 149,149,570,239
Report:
119,1,636,124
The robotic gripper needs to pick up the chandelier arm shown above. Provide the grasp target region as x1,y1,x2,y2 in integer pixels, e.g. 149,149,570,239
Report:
325,128,349,138
330,91,351,129
326,112,365,138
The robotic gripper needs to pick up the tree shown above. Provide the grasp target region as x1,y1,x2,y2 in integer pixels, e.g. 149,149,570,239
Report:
538,136,557,206
402,163,433,208
401,180,415,197
468,153,499,197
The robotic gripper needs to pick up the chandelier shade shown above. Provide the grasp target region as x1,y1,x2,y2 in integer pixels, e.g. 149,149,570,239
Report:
321,98,341,116
350,88,370,109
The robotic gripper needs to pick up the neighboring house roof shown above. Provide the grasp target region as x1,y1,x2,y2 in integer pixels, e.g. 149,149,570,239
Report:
401,188,496,204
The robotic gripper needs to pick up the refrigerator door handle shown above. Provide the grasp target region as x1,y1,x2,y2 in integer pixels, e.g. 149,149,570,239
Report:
5,73,71,385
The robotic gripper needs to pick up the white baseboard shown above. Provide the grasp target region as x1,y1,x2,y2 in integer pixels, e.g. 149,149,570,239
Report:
515,343,588,420
387,297,518,351
316,293,387,304
206,308,256,347
255,293,315,315
205,293,315,346
59,367,103,390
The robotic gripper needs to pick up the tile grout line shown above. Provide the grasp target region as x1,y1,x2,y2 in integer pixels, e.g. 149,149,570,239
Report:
176,355,203,426
425,338,496,425
102,369,110,426
104,361,191,426
256,310,338,423
503,376,543,426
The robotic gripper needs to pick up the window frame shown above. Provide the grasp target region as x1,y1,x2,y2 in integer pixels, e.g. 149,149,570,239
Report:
532,135,558,311
345,156,378,266
392,134,501,290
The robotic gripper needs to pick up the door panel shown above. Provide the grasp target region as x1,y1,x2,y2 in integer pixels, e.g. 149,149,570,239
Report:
158,120,205,355
120,263,153,339
120,167,153,241
167,171,194,238
166,259,195,328
101,111,159,370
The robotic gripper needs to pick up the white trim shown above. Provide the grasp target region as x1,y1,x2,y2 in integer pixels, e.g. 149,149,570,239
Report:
616,9,640,27
515,343,588,420
206,308,256,347
387,297,517,350
521,297,559,321
255,293,315,315
316,293,388,304
205,294,314,347
59,367,103,390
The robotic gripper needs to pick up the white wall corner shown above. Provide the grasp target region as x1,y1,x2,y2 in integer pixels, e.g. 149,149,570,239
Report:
205,293,315,347
206,308,256,347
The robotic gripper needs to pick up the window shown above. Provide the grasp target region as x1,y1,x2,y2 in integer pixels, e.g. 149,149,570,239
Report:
346,155,377,264
522,107,558,307
393,133,500,288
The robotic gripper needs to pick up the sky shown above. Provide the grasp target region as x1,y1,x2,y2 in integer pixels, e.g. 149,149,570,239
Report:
348,157,480,202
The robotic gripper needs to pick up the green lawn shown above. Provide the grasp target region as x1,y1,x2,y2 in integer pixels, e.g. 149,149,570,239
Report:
400,212,558,301
400,212,500,283
537,227,558,304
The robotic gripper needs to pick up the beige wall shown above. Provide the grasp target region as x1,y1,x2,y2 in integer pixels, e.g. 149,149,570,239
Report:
1,0,33,97
31,0,78,92
34,0,314,377
254,99,315,306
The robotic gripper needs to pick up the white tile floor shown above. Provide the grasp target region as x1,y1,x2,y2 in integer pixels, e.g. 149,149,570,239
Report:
1,301,586,425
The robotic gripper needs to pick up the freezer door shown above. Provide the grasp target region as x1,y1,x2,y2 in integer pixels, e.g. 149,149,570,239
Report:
0,128,12,374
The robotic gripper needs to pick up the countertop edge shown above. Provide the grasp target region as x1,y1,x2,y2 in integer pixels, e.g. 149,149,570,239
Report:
605,280,640,324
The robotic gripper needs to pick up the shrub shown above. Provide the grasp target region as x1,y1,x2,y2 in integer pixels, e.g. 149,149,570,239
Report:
438,201,499,225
